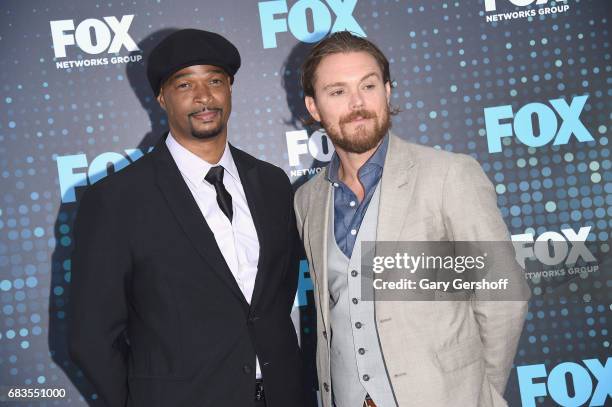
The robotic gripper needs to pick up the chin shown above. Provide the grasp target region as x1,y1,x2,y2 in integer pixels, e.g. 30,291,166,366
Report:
190,126,225,140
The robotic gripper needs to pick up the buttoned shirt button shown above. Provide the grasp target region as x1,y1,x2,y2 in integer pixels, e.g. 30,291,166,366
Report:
333,182,339,188
363,374,370,381
351,270,358,277
358,348,366,355
243,364,252,374
349,200,356,207
352,298,359,305
355,322,362,329
350,229,357,236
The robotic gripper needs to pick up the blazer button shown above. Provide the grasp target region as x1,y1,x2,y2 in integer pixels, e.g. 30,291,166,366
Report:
355,322,362,329
363,374,370,381
243,364,252,374
351,270,358,277
323,382,330,392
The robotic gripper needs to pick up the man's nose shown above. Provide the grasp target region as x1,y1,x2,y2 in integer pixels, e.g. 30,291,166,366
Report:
194,85,213,104
349,89,365,110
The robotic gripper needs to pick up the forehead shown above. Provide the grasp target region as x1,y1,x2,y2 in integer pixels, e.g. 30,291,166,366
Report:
167,64,228,80
314,51,382,86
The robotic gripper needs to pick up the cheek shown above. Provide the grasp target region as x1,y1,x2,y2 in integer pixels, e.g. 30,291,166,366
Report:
216,87,231,103
224,93,232,112
321,111,339,126
317,102,343,124
377,93,390,109
366,97,387,117
168,105,184,121
165,95,185,116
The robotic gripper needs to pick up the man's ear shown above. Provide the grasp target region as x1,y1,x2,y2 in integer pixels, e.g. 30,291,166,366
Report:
156,89,167,111
305,95,321,122
385,81,391,104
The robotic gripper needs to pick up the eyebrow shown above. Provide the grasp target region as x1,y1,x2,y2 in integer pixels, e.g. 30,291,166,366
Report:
322,72,380,91
169,69,226,82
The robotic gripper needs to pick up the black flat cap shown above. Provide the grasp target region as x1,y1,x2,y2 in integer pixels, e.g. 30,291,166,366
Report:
147,29,241,96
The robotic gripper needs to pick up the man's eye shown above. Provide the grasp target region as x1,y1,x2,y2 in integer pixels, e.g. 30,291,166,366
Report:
177,83,190,89
210,78,223,85
364,84,376,90
330,89,344,96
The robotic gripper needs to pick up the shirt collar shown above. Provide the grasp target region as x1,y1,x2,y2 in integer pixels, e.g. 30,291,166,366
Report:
166,132,240,187
326,133,389,184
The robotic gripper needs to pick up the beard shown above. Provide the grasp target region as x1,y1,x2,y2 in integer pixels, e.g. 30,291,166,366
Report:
321,105,391,154
188,108,225,139
190,123,225,139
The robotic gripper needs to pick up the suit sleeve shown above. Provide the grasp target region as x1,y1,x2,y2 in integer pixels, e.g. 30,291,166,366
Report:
275,169,302,314
441,154,530,397
285,188,302,312
68,187,131,407
293,187,305,241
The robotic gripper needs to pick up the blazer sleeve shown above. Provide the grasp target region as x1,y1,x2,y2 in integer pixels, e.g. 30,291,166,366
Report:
68,186,131,407
441,154,530,397
293,187,305,241
284,184,303,312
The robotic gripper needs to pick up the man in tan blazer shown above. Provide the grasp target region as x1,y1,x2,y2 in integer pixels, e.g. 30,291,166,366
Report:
294,32,530,407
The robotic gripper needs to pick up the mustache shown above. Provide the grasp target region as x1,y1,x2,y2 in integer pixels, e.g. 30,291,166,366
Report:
339,109,376,125
188,107,222,117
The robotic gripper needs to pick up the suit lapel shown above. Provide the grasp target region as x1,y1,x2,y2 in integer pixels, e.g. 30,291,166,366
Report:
230,145,269,310
151,137,249,309
377,134,418,244
307,172,332,334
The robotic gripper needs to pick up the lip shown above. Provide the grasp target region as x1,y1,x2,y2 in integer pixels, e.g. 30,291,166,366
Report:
191,110,220,122
346,116,371,123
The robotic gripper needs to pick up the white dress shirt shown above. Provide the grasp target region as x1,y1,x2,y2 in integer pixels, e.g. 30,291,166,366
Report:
166,133,262,378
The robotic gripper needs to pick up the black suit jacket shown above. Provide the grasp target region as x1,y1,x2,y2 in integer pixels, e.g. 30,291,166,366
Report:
69,135,305,407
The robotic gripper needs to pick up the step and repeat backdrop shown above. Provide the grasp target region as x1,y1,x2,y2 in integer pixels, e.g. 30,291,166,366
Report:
0,0,610,406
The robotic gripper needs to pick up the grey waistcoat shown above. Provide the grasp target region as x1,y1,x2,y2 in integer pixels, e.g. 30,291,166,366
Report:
328,183,397,407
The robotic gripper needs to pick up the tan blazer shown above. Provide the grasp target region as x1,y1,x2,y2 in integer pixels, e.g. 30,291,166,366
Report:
294,134,530,407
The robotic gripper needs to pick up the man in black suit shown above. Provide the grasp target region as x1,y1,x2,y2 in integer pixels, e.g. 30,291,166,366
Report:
68,29,305,407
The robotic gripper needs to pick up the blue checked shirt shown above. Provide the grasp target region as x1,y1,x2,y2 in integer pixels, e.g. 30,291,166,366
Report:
326,135,388,258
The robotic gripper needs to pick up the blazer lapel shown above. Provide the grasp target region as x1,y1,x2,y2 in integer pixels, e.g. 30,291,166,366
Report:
377,133,418,244
151,137,249,309
230,145,269,310
306,172,332,334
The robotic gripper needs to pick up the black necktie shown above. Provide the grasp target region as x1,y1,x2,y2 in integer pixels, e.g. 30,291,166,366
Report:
205,166,233,222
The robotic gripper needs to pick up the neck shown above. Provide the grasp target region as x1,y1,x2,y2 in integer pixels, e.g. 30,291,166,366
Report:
170,129,228,164
336,140,382,184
